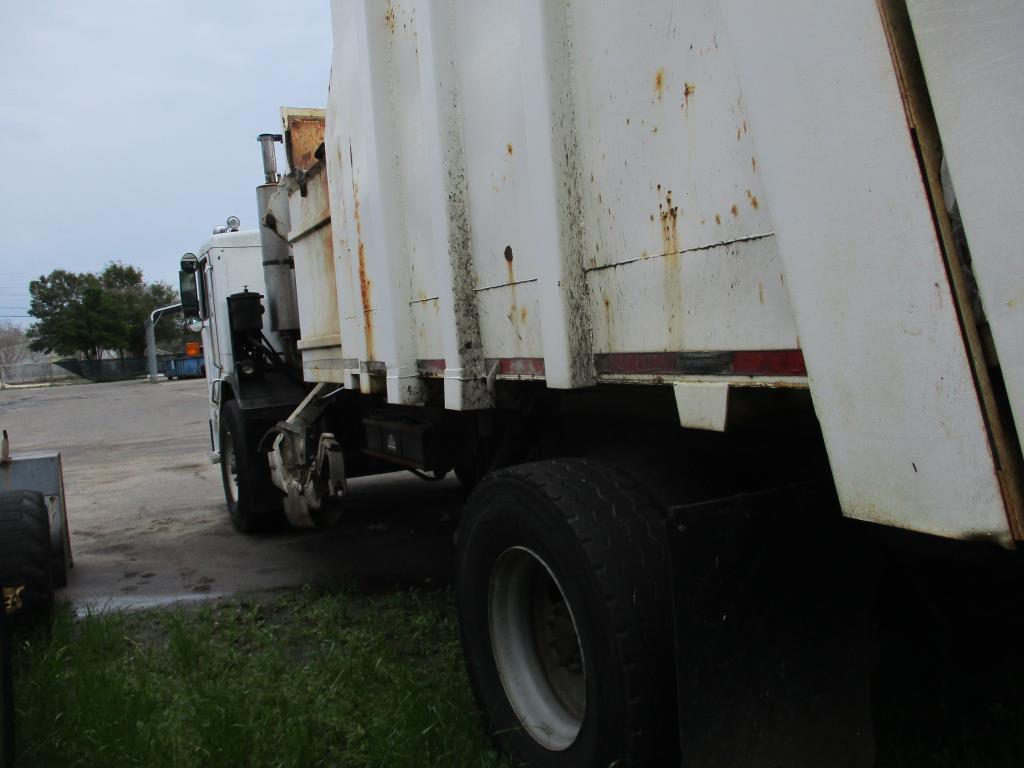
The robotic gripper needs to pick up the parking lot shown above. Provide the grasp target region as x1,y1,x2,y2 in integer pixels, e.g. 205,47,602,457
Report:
0,378,463,611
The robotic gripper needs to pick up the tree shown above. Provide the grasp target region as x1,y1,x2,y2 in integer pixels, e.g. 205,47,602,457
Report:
0,320,28,367
97,263,180,357
27,264,180,359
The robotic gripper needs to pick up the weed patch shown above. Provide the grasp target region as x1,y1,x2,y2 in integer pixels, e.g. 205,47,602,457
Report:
12,588,513,768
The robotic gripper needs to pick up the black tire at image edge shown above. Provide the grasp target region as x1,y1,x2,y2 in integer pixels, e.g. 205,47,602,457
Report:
0,490,54,612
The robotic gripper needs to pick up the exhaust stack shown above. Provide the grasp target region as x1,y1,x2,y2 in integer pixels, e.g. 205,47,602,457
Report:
255,133,300,336
257,133,281,184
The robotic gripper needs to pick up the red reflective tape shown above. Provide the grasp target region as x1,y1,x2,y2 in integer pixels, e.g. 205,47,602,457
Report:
731,350,806,376
595,350,806,376
595,352,681,375
497,358,546,376
416,358,446,374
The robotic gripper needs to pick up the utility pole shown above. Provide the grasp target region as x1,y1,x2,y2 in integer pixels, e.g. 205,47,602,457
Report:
146,303,182,383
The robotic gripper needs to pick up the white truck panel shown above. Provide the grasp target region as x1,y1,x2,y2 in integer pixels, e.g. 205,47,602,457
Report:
302,0,1021,542
718,1,1011,544
906,0,1024,454
325,0,802,391
286,166,345,384
587,236,796,355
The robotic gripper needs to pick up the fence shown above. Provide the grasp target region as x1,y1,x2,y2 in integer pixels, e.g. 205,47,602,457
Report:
0,362,78,387
0,355,178,386
54,356,176,382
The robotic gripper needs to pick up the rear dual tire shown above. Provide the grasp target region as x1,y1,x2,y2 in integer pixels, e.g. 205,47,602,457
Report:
456,459,674,768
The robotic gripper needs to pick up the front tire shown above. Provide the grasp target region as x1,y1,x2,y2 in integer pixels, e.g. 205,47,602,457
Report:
456,459,674,767
219,400,282,533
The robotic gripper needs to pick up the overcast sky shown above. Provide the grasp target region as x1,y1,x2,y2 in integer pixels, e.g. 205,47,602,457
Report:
0,1,331,327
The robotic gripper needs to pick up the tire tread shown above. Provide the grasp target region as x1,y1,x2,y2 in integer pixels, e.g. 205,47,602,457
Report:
0,490,54,611
466,458,673,766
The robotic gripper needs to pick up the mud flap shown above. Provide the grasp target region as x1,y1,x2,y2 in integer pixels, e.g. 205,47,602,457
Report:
668,486,877,768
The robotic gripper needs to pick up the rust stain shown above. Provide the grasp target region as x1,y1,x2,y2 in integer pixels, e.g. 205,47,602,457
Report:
758,282,765,304
654,68,666,100
350,139,374,360
681,82,696,112
284,114,327,174
506,142,513,156
745,189,760,209
384,3,395,32
743,120,748,134
736,127,742,141
520,306,527,322
715,213,722,225
730,204,739,218
751,156,758,173
322,224,335,278
659,188,680,255
504,245,515,286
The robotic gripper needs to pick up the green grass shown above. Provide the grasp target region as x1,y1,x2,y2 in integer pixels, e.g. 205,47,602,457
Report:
11,588,513,768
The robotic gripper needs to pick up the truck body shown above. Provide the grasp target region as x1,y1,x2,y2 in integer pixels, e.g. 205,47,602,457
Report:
179,1,1024,765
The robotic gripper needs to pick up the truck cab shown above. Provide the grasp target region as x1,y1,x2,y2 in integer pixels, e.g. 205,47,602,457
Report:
179,226,300,477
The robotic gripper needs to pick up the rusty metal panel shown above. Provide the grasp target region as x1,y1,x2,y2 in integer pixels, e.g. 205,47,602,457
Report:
475,282,544,361
327,0,798,395
281,108,326,175
587,235,796,354
287,163,344,383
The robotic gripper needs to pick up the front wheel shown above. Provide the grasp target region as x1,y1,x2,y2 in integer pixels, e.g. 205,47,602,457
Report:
456,459,674,767
219,400,282,533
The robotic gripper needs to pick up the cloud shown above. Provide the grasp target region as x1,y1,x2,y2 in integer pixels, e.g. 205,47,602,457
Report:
0,0,330,325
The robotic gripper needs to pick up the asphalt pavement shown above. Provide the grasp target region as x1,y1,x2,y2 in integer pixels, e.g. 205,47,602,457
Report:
0,378,462,612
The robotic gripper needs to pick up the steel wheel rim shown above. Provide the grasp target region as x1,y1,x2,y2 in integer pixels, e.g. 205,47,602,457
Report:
489,545,586,751
223,430,239,503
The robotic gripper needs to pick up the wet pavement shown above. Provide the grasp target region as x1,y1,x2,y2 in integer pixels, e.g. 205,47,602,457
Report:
0,379,463,612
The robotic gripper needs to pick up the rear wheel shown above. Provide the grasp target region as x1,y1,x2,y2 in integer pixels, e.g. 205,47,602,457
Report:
0,490,54,613
219,400,282,533
456,458,674,767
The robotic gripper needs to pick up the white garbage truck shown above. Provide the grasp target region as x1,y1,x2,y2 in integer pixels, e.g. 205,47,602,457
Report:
178,1,1023,765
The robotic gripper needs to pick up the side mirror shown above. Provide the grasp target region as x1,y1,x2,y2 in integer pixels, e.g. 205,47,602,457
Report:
179,253,202,319
187,318,203,333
